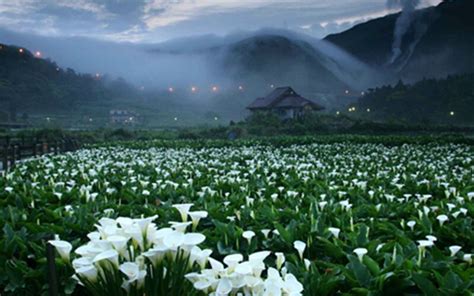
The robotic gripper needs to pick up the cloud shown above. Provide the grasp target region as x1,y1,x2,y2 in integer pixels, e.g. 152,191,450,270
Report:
0,0,443,42
54,0,116,22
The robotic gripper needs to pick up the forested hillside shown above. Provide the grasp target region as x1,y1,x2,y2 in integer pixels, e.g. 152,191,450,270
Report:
353,74,474,125
0,44,141,121
325,0,474,81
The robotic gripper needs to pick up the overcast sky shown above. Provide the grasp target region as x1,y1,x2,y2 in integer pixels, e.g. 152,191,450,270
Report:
0,0,442,43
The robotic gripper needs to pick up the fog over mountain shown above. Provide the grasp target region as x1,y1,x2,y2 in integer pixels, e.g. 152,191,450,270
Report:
0,27,378,93
3,0,470,97
1,0,472,126
326,0,474,82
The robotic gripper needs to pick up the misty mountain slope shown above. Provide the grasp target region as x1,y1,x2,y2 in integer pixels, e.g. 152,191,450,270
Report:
325,0,474,81
325,14,400,67
401,0,474,79
151,29,379,93
0,44,140,115
217,35,350,93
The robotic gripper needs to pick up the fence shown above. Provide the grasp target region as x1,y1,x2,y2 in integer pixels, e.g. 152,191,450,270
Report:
0,136,80,171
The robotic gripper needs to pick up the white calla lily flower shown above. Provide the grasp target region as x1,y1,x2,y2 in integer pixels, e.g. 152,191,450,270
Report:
328,227,341,239
449,245,462,257
173,203,194,222
275,252,286,270
353,248,368,262
76,265,98,283
293,240,306,260
93,249,119,269
243,230,256,244
224,253,244,268
49,240,73,262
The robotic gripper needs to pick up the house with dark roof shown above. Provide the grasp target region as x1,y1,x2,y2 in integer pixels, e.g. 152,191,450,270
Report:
247,87,324,120
109,109,140,125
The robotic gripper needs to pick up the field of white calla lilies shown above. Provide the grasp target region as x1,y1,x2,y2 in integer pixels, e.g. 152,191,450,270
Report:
1,140,473,295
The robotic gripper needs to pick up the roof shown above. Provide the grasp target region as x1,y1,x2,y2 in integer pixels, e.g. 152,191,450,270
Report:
247,87,324,110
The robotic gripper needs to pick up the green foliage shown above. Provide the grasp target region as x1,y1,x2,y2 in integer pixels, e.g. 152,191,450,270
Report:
0,44,143,125
355,74,474,125
1,136,474,295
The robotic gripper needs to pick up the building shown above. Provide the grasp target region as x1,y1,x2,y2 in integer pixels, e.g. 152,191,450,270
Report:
247,87,324,120
109,110,139,125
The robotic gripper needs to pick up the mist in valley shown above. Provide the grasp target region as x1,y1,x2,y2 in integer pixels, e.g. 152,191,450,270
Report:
1,0,472,127
1,27,385,124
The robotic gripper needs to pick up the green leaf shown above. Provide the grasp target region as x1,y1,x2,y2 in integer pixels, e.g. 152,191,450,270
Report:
363,255,380,276
64,277,77,295
274,223,293,244
348,255,372,288
356,224,369,246
412,273,438,296
441,271,462,291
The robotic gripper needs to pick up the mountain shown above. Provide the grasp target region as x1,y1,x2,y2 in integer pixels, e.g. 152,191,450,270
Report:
151,29,382,93
325,0,474,82
352,73,474,125
0,43,260,126
217,35,350,94
0,44,142,124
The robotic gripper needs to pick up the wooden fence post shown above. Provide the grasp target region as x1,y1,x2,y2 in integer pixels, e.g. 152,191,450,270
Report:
1,145,7,171
46,240,59,296
10,145,17,168
14,145,20,162
0,138,79,171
